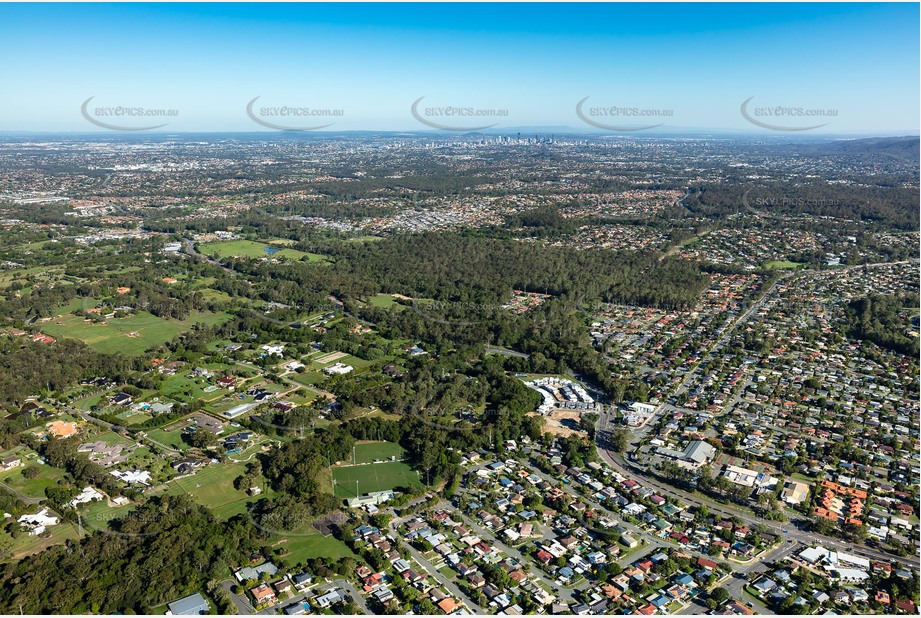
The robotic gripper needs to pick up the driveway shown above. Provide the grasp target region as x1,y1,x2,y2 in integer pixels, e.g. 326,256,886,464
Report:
221,578,255,615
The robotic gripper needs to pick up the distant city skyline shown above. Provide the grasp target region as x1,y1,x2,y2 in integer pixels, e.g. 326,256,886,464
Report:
0,3,917,134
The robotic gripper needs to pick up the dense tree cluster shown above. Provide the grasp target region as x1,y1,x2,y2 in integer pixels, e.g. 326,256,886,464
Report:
0,338,135,408
843,293,919,355
328,233,709,310
0,495,257,614
685,182,919,230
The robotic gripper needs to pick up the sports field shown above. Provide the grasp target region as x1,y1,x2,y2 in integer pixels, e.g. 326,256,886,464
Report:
352,441,405,464
332,460,421,498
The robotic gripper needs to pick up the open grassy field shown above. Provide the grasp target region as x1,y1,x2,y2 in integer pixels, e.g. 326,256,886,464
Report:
163,462,274,520
79,499,137,533
288,371,327,387
40,309,231,356
195,288,233,303
268,526,357,562
285,391,320,406
159,365,234,403
3,522,81,560
146,422,193,451
368,294,401,309
0,462,68,500
198,240,329,263
332,460,421,498
307,353,375,374
352,441,405,464
762,260,803,270
0,265,66,289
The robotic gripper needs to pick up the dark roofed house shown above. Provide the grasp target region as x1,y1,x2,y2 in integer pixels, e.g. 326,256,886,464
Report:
292,572,313,589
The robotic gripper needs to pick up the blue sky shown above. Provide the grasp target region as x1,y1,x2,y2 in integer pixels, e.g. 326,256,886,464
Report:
0,3,917,133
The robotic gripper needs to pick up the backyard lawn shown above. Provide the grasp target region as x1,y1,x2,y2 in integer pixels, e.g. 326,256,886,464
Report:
3,522,81,560
79,499,136,534
0,462,68,500
146,422,194,451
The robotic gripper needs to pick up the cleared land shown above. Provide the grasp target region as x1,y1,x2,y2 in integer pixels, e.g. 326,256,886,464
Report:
162,462,275,520
266,525,356,562
40,310,231,356
762,260,803,270
198,240,328,263
368,293,403,309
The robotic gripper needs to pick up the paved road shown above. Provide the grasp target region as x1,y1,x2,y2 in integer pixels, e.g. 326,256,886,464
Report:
669,272,793,402
485,345,530,359
221,579,255,615
450,505,576,603
594,431,921,570
591,262,921,570
678,596,713,615
387,512,483,613
332,580,371,615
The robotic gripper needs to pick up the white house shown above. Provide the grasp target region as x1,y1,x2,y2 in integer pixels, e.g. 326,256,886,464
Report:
261,344,285,357
18,508,58,535
323,362,353,376
68,486,104,507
